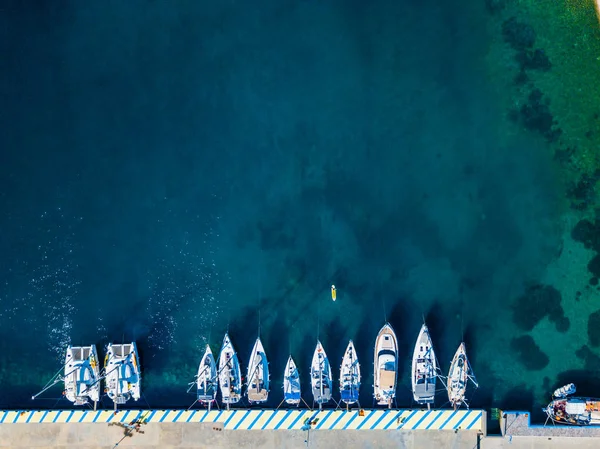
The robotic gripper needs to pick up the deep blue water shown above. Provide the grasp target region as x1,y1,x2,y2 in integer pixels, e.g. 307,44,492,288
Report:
0,0,573,421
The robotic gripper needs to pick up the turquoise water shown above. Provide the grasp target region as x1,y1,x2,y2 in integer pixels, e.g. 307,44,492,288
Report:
0,0,586,423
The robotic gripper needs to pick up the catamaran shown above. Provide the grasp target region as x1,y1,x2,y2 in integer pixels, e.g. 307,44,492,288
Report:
218,333,242,407
311,341,332,409
340,340,360,407
32,344,102,408
104,342,141,407
373,323,398,408
545,384,600,425
283,355,301,406
64,345,101,406
196,345,218,409
246,337,269,404
412,323,438,407
447,342,478,409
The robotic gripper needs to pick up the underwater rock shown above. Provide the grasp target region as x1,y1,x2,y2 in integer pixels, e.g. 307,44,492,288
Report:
568,171,600,211
588,310,600,347
576,345,600,371
485,0,507,15
516,49,552,72
572,218,600,252
517,88,562,142
514,69,529,86
511,335,549,370
502,17,536,51
588,255,600,279
554,146,575,165
512,284,564,331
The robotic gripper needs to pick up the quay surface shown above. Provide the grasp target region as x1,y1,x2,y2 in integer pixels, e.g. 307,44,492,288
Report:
0,409,599,448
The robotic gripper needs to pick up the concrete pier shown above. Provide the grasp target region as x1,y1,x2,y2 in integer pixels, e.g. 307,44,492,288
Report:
0,422,599,448
500,411,600,437
0,409,599,448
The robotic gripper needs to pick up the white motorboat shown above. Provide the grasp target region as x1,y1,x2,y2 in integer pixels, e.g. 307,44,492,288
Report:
218,333,241,406
340,340,360,406
553,383,576,398
246,337,269,404
283,355,301,406
196,345,218,407
104,342,141,406
373,323,398,407
310,341,332,409
412,324,437,406
64,345,101,406
447,342,478,409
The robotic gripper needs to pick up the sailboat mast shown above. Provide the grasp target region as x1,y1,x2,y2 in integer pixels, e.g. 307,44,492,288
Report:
319,350,324,410
114,359,119,412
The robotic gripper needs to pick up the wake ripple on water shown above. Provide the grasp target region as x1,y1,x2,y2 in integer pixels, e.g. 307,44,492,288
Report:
28,209,82,359
143,227,225,355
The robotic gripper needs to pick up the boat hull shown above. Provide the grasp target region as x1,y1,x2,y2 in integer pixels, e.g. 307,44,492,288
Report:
247,337,269,404
412,324,436,405
283,356,301,405
340,340,360,405
218,333,242,405
64,345,100,405
373,323,398,407
104,342,141,405
311,341,332,406
197,345,217,404
546,398,600,426
447,343,468,409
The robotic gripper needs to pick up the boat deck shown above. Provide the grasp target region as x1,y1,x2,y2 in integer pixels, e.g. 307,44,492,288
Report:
247,390,268,402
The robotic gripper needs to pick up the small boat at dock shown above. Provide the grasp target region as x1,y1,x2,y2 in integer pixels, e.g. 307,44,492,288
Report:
311,341,332,409
246,337,269,404
545,384,600,425
283,356,301,405
373,323,398,407
546,398,600,425
196,345,217,408
340,340,360,406
218,333,242,407
104,342,141,406
411,323,437,406
447,342,478,409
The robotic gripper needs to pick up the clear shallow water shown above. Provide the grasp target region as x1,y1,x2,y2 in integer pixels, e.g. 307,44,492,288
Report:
0,0,571,420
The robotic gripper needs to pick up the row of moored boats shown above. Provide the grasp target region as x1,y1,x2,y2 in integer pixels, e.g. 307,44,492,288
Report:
201,322,479,410
34,322,478,411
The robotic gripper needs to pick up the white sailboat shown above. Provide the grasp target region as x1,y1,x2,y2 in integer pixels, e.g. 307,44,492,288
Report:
310,341,332,409
64,345,101,406
246,337,269,404
283,355,301,405
373,323,398,408
218,333,241,407
340,340,360,406
196,345,218,409
412,323,438,407
447,342,478,409
104,342,141,406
